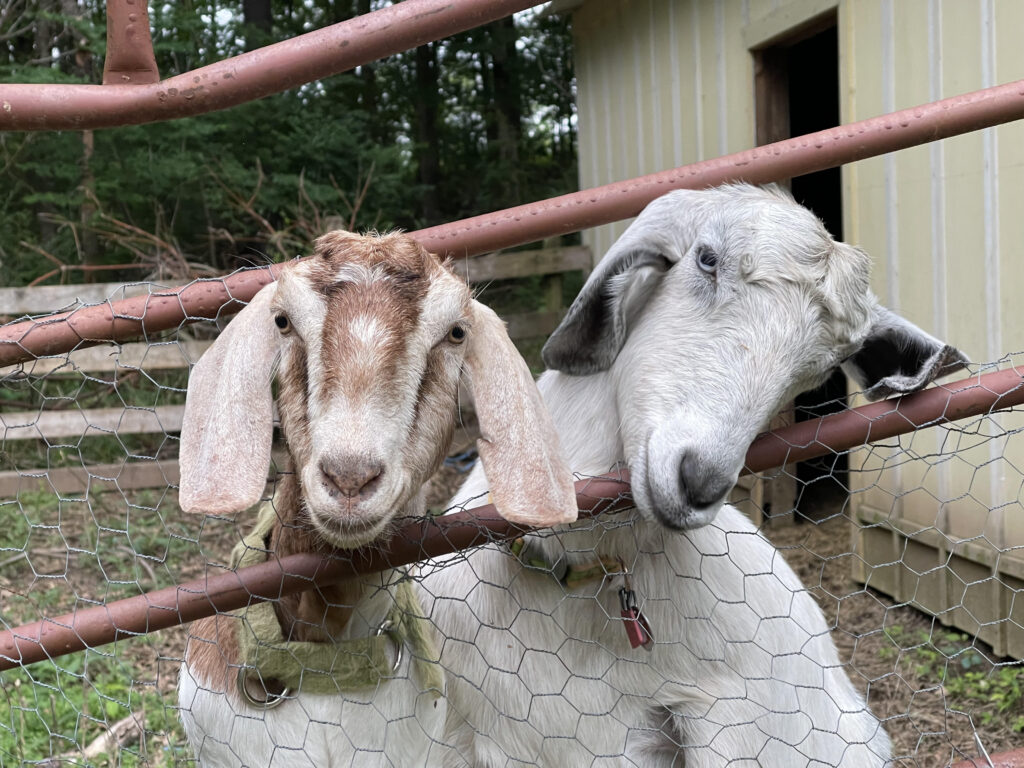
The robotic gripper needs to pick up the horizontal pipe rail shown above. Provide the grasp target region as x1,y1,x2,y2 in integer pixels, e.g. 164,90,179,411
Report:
0,0,538,131
952,747,1024,768
2,78,1024,367
1,365,1021,671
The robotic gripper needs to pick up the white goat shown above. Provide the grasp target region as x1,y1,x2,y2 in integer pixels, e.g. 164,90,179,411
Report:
176,231,576,767
427,184,967,766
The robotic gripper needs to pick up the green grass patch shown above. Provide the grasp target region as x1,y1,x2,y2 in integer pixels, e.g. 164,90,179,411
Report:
0,641,192,766
881,624,1024,731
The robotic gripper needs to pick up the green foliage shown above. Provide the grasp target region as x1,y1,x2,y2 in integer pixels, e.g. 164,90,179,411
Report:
1,1,578,287
0,646,189,766
881,624,1024,732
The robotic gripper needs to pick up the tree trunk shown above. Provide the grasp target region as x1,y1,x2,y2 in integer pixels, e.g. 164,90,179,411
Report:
60,0,98,276
243,0,273,51
487,16,522,205
33,0,56,64
414,42,440,224
355,0,380,139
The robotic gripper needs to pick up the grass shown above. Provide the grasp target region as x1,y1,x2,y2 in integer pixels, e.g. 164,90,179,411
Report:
880,624,1024,734
0,485,234,767
0,643,193,766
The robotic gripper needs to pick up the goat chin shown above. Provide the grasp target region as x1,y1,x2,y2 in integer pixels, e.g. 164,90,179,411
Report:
427,366,891,767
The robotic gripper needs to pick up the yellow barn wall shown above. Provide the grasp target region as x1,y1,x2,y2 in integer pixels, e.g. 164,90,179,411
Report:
841,0,1024,653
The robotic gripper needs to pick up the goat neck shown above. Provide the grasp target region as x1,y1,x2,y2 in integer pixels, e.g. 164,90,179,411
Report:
265,470,413,644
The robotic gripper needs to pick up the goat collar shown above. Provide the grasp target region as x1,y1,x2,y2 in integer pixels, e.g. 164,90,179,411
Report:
510,537,655,650
232,502,444,706
509,536,622,589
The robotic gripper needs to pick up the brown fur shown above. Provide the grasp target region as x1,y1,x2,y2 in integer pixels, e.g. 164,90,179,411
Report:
185,232,457,694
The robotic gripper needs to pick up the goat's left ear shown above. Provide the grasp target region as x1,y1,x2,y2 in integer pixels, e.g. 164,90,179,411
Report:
841,306,969,400
463,301,578,527
542,248,672,374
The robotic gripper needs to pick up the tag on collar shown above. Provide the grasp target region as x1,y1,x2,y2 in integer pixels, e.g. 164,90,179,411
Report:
618,573,654,650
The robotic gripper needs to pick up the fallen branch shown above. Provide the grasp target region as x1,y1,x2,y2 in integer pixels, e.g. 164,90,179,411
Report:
38,711,145,766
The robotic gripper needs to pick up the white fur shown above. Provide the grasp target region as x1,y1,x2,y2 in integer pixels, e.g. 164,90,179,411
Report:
417,185,963,766
179,581,448,768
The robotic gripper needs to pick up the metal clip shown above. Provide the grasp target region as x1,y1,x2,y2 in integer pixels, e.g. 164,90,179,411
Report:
376,618,404,675
617,561,654,651
237,667,291,709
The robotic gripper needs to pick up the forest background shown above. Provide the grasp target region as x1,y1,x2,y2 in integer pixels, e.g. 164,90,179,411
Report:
0,0,578,287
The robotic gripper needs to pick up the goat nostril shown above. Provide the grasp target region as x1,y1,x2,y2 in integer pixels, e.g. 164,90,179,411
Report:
678,452,731,510
319,457,384,500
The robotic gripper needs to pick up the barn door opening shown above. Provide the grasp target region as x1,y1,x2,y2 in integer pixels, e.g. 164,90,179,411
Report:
754,19,848,520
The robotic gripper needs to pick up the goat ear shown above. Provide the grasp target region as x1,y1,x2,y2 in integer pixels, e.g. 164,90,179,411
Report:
179,283,280,515
542,249,672,374
841,306,969,401
464,301,578,527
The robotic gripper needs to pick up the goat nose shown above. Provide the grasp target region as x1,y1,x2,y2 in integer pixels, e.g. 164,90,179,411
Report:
678,452,733,509
319,456,384,499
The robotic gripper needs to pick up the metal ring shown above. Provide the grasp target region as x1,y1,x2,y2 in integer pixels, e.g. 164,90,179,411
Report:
376,619,403,675
236,667,291,709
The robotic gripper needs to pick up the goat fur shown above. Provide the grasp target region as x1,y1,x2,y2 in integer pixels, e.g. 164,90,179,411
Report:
425,185,967,766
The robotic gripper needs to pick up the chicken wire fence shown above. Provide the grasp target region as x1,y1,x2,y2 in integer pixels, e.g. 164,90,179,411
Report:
0,282,1023,767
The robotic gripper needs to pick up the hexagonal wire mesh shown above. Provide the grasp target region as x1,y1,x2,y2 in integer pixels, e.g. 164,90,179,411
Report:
0,275,1022,767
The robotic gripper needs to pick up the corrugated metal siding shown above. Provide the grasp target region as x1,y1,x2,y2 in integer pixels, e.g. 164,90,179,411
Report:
571,0,1024,653
841,0,1024,655
572,0,760,262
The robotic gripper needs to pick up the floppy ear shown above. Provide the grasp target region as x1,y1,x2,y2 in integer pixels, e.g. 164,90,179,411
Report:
541,248,671,374
464,301,577,527
841,306,969,401
179,283,281,515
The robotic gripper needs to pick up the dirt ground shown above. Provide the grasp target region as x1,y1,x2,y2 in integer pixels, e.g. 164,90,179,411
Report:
11,455,1016,766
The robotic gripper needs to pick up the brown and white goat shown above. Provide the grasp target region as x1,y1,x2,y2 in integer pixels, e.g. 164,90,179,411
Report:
176,231,577,767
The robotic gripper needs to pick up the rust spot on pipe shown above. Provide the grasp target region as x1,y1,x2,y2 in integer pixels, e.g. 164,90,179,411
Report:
952,748,1024,767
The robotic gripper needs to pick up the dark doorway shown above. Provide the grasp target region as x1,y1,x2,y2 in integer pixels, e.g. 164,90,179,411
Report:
755,21,848,518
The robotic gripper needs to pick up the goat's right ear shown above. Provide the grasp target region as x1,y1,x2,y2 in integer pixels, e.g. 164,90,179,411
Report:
179,283,280,515
542,249,671,375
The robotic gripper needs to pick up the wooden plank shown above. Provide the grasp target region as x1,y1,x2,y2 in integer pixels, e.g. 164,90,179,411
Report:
462,247,591,284
0,282,154,317
0,459,181,498
1,247,591,320
0,450,290,498
1,340,211,378
1,405,186,442
504,310,565,340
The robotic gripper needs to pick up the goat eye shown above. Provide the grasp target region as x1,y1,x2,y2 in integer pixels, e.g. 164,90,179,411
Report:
274,314,291,333
696,246,719,274
447,325,466,345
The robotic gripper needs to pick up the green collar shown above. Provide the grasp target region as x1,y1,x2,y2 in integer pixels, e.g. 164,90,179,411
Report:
232,502,444,704
509,536,624,590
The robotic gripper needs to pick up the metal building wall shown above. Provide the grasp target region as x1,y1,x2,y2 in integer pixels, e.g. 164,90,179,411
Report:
842,0,1024,656
572,0,761,260
570,0,1024,655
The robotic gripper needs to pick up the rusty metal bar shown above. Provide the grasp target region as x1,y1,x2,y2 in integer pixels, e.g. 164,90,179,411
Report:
952,748,1024,768
3,78,1024,367
1,365,1021,671
0,0,538,130
102,0,159,85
